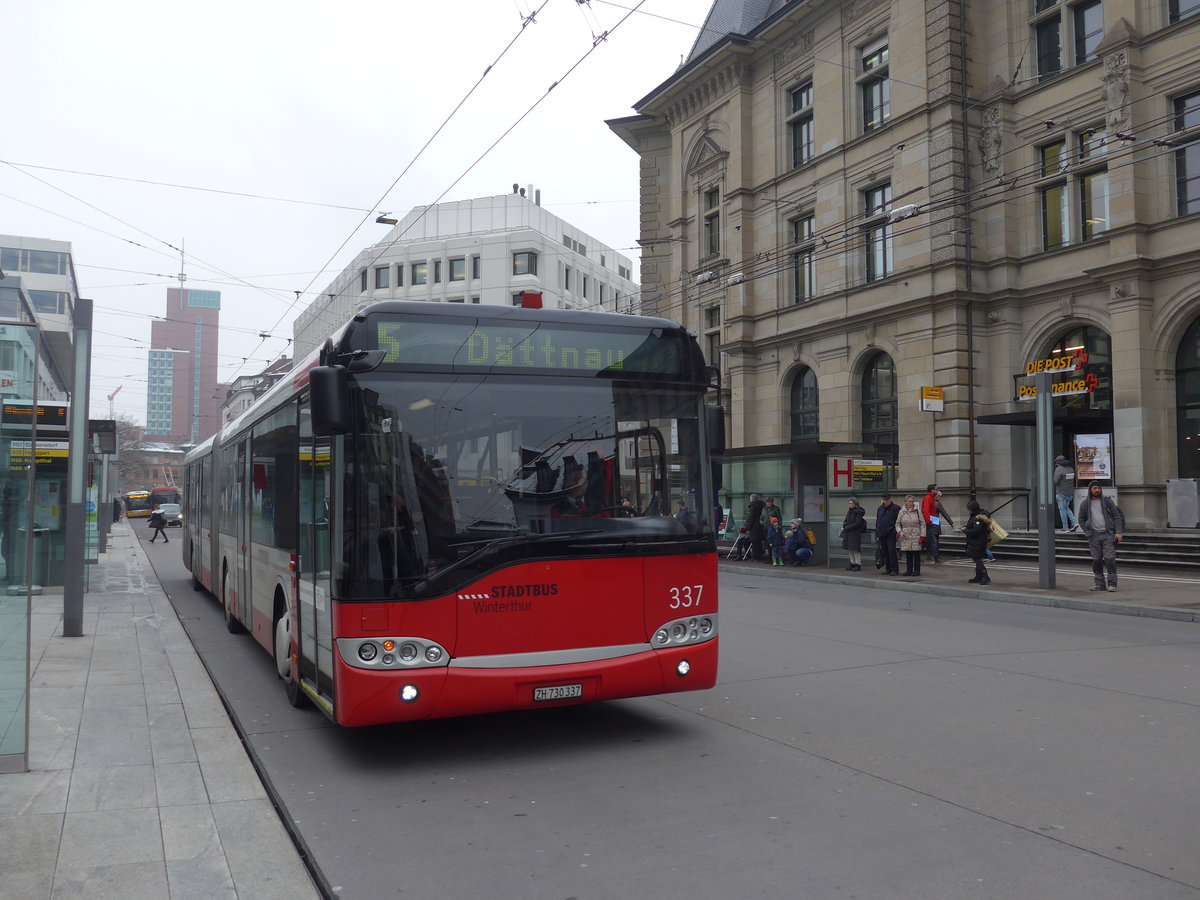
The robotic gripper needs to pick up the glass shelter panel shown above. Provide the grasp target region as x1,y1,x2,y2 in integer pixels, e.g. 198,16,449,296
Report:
0,322,39,773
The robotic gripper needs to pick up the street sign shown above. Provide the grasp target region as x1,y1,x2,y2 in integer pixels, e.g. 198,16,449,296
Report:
920,386,944,411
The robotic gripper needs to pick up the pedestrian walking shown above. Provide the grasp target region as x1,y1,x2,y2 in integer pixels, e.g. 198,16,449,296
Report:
1076,481,1125,592
962,500,991,585
1053,454,1079,532
896,495,926,576
839,498,868,571
874,493,900,576
148,507,169,543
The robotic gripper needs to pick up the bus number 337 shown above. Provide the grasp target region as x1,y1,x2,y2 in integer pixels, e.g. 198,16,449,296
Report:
668,585,703,609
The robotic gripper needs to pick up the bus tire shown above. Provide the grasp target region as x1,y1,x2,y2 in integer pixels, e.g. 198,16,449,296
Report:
222,564,244,634
274,593,308,709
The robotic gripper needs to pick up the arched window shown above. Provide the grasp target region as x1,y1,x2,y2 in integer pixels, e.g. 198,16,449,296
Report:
1047,326,1112,410
1177,316,1200,478
790,367,819,441
862,352,897,445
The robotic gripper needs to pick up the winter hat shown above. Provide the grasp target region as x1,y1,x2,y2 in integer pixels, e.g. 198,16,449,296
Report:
1054,454,1066,463
769,517,779,525
881,492,892,500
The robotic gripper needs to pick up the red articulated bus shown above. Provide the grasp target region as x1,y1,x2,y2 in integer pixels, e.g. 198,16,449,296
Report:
182,300,723,726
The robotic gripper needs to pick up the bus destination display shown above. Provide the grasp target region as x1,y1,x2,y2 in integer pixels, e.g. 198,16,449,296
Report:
372,318,689,375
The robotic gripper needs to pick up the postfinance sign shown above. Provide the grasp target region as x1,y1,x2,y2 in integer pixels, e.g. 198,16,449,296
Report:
1016,372,1098,400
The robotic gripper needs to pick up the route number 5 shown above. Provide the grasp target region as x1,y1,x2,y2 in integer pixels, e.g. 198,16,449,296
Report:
668,585,703,609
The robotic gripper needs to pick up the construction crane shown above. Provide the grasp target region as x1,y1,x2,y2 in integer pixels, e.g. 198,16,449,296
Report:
107,385,122,419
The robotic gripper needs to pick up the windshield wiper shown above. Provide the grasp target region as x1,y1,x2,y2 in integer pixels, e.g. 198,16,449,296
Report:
415,529,604,590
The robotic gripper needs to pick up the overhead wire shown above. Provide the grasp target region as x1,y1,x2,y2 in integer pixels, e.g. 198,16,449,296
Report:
254,0,651,382
0,160,372,212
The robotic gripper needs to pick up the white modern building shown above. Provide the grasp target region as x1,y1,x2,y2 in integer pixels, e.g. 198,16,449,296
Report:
293,189,640,359
220,356,291,425
0,235,77,402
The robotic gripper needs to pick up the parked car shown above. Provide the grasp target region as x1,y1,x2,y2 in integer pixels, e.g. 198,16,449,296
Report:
159,503,183,527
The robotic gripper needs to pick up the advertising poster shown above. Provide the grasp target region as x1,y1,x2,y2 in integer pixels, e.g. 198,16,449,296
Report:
1075,434,1113,481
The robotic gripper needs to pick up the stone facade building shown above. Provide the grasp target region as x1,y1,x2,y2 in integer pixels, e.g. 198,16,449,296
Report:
609,0,1200,534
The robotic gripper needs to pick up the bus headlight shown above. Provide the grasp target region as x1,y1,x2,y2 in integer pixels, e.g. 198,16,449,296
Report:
400,684,420,703
339,637,450,670
652,614,718,648
677,659,691,677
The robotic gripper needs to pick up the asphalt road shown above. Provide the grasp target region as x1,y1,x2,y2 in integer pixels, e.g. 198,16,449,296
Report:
139,528,1200,900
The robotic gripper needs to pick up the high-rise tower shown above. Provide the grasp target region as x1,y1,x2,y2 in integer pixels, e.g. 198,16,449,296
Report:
146,287,221,444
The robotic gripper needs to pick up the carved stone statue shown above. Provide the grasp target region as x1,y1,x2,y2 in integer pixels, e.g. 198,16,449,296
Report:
1102,52,1129,131
980,107,1003,178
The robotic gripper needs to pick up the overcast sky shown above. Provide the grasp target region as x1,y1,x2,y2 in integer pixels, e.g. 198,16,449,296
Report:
3,0,706,424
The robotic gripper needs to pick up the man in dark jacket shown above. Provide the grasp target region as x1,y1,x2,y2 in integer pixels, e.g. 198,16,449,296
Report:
962,500,991,585
874,493,900,575
745,494,766,561
1076,481,1125,592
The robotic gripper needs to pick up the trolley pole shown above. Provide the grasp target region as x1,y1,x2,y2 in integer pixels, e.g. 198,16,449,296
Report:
63,299,93,637
1034,370,1056,589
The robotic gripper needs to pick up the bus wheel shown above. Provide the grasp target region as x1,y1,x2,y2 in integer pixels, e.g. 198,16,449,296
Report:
274,597,307,709
222,566,244,634
273,600,292,678
284,671,306,708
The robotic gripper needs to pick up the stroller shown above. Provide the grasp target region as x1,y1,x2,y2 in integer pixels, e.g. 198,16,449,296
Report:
727,527,754,560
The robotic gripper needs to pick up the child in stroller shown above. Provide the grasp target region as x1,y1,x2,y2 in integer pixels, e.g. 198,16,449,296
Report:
727,527,754,560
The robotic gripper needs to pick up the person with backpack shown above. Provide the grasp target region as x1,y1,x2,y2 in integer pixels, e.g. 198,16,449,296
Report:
784,519,814,566
962,500,991,585
1076,481,1125,592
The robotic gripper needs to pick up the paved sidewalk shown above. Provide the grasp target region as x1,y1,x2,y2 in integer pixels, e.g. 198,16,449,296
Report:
721,551,1200,621
1,521,320,900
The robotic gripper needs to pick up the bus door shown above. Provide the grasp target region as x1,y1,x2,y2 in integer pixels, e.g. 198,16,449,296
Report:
235,439,250,622
298,402,335,702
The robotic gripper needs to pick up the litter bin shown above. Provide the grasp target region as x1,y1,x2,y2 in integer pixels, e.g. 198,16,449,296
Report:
12,526,51,588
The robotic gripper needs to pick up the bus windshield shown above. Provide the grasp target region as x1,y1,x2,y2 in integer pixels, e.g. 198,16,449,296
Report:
341,374,711,599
